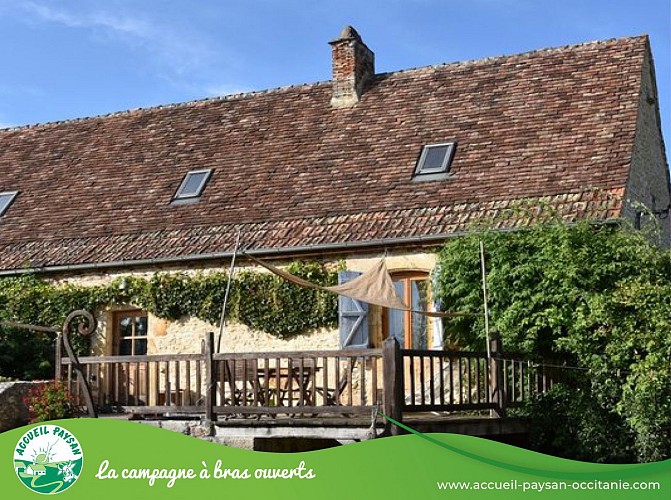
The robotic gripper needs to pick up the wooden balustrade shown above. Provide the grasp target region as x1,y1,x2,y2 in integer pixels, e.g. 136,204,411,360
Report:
59,334,567,423
502,357,567,406
61,354,206,414
60,332,384,418
398,350,564,415
211,349,383,417
401,349,494,412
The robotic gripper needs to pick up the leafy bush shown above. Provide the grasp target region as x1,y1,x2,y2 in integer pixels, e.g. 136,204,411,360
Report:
436,220,671,462
23,381,75,423
526,384,635,463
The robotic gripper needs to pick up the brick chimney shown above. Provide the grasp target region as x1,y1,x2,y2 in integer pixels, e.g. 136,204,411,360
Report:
329,26,375,108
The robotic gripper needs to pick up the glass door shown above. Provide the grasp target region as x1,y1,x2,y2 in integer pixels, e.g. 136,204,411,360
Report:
385,273,430,349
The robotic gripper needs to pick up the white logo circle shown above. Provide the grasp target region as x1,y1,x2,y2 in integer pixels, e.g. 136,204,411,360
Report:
13,424,83,494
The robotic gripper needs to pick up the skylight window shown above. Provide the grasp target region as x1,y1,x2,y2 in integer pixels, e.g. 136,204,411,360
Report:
413,142,456,181
172,169,213,204
0,191,18,217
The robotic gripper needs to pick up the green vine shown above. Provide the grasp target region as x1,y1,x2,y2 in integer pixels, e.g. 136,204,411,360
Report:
0,261,339,379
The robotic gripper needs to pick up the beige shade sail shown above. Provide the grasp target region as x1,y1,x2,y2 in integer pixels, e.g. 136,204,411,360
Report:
244,254,469,318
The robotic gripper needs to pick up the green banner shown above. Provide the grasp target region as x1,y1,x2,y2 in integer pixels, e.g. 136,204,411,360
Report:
2,418,669,499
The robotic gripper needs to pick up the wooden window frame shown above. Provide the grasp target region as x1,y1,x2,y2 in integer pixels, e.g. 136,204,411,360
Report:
382,271,430,349
113,310,148,356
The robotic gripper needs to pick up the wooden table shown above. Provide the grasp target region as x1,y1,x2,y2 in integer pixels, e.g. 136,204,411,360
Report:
255,365,321,407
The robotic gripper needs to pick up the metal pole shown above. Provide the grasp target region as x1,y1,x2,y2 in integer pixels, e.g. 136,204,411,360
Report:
216,230,241,353
479,240,491,360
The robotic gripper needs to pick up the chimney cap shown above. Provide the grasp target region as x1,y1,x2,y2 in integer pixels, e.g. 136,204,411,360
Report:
329,25,362,45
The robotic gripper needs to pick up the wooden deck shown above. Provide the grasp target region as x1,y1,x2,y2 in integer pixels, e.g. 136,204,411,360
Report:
58,333,565,438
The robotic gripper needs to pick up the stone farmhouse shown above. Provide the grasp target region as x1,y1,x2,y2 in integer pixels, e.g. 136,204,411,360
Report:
0,27,668,364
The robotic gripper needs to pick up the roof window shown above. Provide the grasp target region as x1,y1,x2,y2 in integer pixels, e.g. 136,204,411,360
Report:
172,169,213,204
0,191,18,217
412,142,456,181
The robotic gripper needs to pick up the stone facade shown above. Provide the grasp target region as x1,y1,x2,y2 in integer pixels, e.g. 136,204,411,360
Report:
58,250,442,407
56,252,432,418
623,47,671,247
149,320,338,356
77,250,439,357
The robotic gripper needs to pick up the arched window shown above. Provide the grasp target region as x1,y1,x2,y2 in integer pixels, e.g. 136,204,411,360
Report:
383,271,431,349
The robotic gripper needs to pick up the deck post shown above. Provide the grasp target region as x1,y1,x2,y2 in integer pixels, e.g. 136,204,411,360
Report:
383,337,403,435
489,331,506,417
204,332,215,422
55,332,62,381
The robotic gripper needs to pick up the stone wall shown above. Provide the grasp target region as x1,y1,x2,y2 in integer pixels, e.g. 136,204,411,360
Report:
0,381,41,432
623,46,671,248
58,247,440,415
90,307,340,357
135,419,370,451
75,249,439,356
154,320,338,355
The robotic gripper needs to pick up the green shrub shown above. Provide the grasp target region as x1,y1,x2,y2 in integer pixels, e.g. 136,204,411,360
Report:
436,220,671,462
23,381,75,423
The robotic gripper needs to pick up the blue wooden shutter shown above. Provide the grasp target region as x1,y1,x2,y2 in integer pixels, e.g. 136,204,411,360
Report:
338,270,369,348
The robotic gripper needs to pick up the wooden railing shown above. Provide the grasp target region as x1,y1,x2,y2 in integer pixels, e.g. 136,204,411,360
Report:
211,350,382,417
60,334,567,427
60,333,383,418
501,357,564,407
399,349,563,414
62,353,207,414
401,350,494,412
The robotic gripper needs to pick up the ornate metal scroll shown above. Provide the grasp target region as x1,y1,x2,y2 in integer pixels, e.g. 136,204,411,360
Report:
61,310,98,418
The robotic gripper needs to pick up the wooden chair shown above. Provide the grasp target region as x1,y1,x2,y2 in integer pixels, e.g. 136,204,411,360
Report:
221,359,264,407
315,358,355,407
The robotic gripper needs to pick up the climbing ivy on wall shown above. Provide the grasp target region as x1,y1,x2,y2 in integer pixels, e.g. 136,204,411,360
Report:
0,261,339,379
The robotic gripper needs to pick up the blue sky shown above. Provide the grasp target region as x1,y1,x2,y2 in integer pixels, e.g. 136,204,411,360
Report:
0,0,669,158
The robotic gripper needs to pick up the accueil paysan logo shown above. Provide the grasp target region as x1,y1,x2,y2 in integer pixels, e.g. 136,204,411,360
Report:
13,424,83,494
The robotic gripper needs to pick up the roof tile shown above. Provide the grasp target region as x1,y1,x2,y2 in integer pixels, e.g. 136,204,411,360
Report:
0,36,647,271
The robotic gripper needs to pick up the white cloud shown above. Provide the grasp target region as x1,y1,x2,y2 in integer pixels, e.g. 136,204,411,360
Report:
18,2,215,75
20,2,84,27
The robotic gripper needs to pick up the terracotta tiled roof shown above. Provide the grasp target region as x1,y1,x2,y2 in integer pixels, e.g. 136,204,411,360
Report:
0,36,647,272
0,189,624,271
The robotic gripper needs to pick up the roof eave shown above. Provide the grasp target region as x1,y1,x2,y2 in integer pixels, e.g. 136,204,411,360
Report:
0,218,624,277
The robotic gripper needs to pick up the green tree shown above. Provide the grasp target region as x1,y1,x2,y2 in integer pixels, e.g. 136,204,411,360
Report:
435,220,671,462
